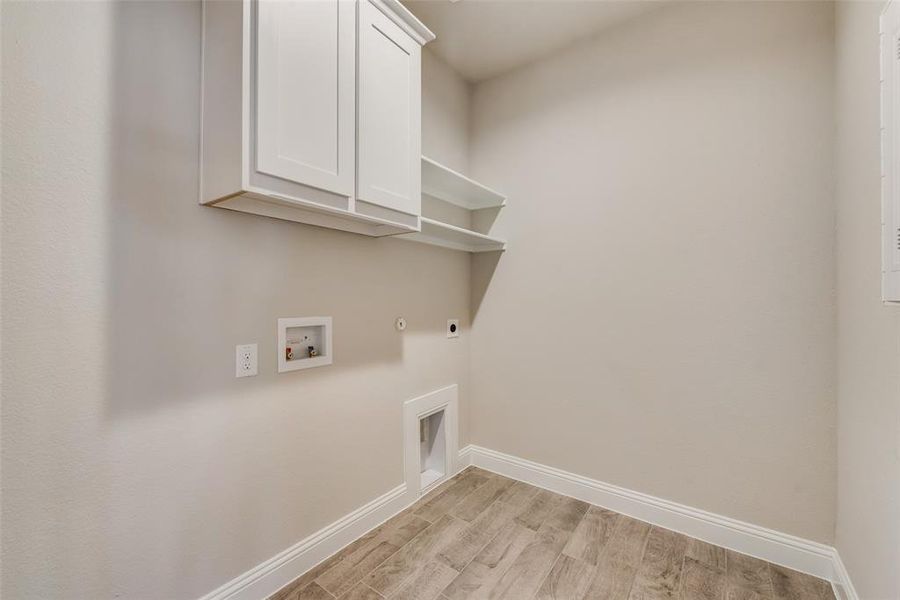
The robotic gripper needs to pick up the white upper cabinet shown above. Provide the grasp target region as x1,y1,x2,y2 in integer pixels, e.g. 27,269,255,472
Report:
200,0,433,237
255,0,355,198
356,0,422,219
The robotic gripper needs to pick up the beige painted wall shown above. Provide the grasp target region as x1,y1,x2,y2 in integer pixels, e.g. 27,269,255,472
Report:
0,2,471,598
469,1,837,543
422,49,471,175
834,2,900,597
8,0,893,596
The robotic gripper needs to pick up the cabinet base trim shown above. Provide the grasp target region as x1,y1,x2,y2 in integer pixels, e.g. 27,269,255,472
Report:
208,192,417,237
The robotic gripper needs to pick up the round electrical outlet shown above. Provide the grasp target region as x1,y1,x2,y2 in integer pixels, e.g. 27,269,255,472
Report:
447,319,460,338
395,316,407,331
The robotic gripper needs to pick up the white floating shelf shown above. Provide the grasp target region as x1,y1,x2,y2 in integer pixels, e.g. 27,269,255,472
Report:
404,217,506,253
421,156,506,210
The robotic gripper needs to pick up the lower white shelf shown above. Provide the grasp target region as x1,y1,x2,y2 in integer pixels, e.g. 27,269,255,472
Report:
402,217,506,253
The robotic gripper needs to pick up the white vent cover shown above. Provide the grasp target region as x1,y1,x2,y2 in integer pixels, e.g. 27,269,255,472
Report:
881,1,900,302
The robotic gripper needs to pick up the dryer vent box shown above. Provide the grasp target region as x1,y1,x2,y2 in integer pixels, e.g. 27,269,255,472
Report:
404,385,458,495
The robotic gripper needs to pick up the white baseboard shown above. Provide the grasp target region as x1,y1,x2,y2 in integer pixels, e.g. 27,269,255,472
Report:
199,444,855,600
830,549,860,600
458,444,474,468
197,483,411,600
461,444,837,582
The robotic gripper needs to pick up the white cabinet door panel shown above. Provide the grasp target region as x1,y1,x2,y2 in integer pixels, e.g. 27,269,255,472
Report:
357,0,421,217
255,0,355,197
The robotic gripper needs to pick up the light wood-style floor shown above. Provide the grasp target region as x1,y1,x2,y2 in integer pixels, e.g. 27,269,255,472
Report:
270,467,835,600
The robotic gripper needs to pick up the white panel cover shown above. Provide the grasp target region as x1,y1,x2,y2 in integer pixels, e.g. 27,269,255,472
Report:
882,2,900,301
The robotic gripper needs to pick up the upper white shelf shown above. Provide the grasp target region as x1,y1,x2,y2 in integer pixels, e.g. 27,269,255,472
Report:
421,156,507,210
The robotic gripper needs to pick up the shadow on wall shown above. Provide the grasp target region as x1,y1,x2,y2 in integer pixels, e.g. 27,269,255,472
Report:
470,203,504,319
471,252,501,320
102,1,460,419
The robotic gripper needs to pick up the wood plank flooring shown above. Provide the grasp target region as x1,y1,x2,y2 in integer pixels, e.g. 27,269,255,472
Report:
269,468,836,600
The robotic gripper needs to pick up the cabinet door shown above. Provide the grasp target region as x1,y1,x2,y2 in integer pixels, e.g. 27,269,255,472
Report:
255,0,355,197
356,0,422,217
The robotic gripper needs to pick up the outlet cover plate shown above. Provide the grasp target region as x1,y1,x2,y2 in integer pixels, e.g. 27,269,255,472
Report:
236,343,258,378
447,319,460,338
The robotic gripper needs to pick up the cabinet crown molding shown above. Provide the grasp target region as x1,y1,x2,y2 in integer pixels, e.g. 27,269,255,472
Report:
370,0,436,45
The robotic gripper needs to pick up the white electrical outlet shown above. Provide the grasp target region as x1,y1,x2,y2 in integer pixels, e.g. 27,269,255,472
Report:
447,319,460,338
235,343,258,377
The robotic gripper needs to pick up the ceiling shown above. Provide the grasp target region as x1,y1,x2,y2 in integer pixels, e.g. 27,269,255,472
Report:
402,0,663,83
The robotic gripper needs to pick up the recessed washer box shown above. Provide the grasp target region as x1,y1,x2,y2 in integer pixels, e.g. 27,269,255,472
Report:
277,317,333,373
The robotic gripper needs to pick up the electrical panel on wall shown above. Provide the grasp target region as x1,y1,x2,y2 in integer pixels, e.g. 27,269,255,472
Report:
882,1,900,302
